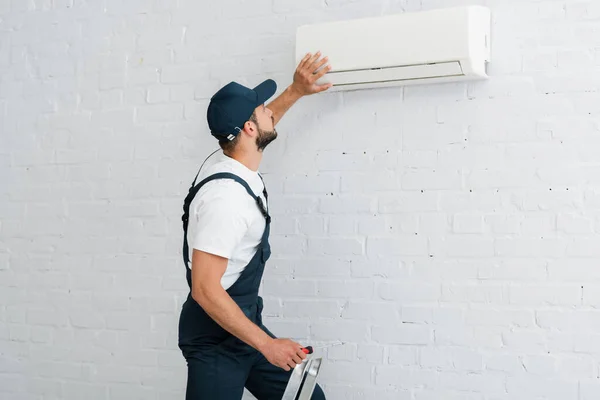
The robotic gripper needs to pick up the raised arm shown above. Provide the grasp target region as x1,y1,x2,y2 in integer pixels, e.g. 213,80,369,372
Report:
267,51,333,126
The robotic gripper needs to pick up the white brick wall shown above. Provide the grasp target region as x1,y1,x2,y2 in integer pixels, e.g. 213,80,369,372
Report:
1,0,600,399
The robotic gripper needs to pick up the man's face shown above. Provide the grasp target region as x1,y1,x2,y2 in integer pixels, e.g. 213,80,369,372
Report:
252,104,277,151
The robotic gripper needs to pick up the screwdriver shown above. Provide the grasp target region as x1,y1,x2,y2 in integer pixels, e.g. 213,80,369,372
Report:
301,341,345,354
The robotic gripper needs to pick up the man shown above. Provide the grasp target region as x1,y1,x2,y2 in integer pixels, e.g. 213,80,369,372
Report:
178,52,332,399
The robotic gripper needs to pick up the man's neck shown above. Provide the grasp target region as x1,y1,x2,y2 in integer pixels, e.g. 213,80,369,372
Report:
224,149,262,172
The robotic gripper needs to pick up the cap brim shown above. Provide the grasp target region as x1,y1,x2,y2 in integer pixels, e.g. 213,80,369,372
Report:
253,79,277,105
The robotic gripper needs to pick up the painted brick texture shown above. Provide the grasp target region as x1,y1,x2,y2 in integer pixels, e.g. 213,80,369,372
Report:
1,0,600,399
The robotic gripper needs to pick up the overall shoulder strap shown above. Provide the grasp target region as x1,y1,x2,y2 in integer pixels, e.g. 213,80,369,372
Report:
257,173,269,211
181,172,270,288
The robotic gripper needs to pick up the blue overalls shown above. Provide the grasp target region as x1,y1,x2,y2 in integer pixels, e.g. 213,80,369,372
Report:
178,172,326,400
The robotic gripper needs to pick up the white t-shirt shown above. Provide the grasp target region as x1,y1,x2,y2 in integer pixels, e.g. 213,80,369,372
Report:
187,150,267,290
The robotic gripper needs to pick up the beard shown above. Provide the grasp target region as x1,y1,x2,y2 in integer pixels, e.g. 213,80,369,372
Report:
255,120,278,151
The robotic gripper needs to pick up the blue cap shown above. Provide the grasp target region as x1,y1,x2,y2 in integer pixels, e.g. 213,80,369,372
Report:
207,79,277,141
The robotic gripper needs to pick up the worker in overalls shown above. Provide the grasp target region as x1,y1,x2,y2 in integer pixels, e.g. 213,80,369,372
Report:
178,53,332,399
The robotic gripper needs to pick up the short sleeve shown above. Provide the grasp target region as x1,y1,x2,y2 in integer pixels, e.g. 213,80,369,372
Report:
190,183,251,260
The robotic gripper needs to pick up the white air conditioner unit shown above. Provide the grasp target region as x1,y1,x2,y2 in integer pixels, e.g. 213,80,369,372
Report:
295,6,491,91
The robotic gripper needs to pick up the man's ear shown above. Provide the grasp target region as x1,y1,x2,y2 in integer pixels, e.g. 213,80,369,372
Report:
243,120,257,136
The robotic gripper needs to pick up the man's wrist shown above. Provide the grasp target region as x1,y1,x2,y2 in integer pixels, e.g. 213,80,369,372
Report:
255,334,274,353
287,83,305,99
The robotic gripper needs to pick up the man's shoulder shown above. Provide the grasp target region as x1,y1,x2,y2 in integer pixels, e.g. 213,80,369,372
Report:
191,152,263,206
196,178,250,203
197,165,261,197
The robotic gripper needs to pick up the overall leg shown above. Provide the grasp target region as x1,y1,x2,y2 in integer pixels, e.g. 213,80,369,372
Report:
245,352,326,400
184,350,248,400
